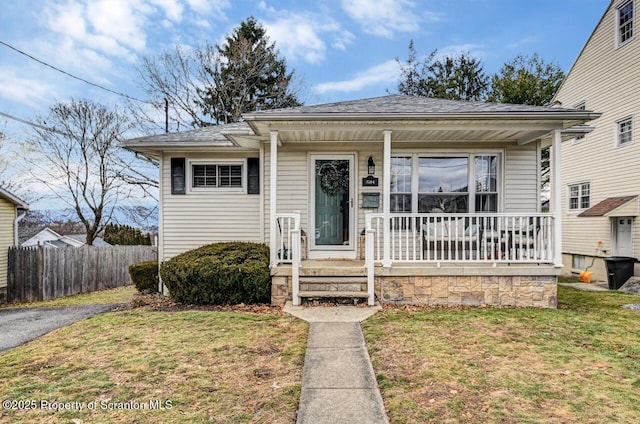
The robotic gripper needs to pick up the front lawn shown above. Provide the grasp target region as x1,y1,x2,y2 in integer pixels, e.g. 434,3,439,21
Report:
363,286,640,423
0,285,137,309
0,308,307,423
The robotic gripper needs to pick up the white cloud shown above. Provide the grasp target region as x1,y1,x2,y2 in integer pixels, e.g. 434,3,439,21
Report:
150,0,184,22
186,0,230,18
436,43,486,59
0,68,57,108
263,12,354,64
341,0,439,38
313,59,400,94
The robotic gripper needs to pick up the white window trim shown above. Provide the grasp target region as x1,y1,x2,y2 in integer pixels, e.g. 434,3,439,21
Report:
187,159,246,193
616,0,634,48
390,150,504,213
568,182,591,212
615,115,634,147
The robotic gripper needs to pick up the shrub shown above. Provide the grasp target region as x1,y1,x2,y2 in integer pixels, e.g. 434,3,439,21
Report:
159,242,270,305
129,260,159,293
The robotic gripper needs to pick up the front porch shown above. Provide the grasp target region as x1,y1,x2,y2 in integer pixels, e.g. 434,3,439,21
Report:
273,212,560,308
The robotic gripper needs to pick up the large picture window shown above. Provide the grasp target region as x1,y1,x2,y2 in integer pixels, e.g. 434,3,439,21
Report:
390,153,500,214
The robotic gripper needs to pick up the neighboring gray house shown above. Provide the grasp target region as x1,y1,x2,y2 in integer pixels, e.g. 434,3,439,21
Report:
21,227,111,248
124,95,598,308
554,0,639,281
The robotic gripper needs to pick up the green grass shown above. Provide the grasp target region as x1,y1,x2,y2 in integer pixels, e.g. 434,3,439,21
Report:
363,286,640,423
1,286,137,309
0,309,307,423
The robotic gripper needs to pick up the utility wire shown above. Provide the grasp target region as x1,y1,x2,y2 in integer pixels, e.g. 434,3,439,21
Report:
0,40,149,104
0,111,68,136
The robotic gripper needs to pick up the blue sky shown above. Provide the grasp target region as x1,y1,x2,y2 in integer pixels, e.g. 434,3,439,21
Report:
0,0,609,209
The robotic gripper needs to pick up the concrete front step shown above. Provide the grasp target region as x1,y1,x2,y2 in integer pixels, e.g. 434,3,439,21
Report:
300,276,367,293
298,290,370,299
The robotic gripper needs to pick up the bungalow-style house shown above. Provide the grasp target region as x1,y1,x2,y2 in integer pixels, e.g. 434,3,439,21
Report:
0,187,28,301
21,227,111,248
553,0,638,281
124,95,599,308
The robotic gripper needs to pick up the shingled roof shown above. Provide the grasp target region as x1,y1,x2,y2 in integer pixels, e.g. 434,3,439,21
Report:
245,94,586,116
125,121,251,145
579,196,638,217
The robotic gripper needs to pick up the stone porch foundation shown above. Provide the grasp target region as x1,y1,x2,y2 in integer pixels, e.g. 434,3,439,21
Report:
377,275,557,308
272,275,557,308
271,264,559,309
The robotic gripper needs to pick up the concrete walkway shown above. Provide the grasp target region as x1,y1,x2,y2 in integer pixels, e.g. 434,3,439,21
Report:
284,303,388,424
558,281,609,291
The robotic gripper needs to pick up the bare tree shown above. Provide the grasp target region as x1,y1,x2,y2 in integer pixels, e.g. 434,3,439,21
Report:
27,99,147,245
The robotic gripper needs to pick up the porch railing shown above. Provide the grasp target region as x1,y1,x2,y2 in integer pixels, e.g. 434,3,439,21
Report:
275,213,301,305
365,213,555,265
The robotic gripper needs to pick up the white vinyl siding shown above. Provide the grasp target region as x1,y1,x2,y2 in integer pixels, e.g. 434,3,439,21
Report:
503,143,539,213
0,198,16,289
556,0,640,264
162,153,261,260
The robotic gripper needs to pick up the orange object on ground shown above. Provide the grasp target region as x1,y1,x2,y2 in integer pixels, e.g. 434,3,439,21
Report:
579,270,592,283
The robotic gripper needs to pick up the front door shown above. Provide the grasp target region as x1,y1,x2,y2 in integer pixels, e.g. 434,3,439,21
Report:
613,217,634,257
310,155,355,256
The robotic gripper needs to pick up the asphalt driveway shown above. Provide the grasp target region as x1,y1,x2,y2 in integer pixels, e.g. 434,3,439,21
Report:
0,304,119,352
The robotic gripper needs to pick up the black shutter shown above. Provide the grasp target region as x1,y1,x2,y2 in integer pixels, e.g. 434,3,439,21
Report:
247,158,260,194
171,158,185,194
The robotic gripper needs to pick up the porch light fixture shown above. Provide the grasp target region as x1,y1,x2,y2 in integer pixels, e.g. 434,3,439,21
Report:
368,156,375,174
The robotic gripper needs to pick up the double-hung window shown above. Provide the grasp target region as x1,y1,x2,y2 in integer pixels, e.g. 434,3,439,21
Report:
192,163,243,189
390,153,500,214
617,1,634,46
617,116,633,146
390,156,412,212
569,182,590,210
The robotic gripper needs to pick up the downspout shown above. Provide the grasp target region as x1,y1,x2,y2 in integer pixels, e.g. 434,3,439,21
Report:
14,208,27,246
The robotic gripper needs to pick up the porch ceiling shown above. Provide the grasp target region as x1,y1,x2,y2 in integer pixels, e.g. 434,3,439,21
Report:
247,120,566,145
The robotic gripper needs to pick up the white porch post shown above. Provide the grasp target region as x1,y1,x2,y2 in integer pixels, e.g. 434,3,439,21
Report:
382,130,392,267
551,130,563,267
269,130,279,267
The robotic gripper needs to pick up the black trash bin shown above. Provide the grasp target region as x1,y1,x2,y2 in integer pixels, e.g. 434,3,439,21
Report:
604,257,637,290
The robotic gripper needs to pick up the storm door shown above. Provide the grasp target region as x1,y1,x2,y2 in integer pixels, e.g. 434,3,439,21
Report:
310,155,355,252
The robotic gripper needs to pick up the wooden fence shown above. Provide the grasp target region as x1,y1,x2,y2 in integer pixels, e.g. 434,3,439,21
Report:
7,245,157,303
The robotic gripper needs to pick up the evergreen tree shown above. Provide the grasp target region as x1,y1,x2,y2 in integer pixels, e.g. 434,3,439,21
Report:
396,41,489,101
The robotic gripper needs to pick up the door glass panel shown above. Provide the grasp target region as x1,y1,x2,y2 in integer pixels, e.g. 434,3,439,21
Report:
315,159,350,246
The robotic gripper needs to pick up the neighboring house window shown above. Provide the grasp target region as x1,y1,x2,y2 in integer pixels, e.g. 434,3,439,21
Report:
192,164,242,188
572,254,586,270
391,153,500,214
617,116,633,146
569,182,590,210
617,1,634,46
573,102,586,143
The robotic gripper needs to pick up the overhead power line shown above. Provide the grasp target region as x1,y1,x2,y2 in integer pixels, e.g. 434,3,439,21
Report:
0,40,149,104
0,111,68,136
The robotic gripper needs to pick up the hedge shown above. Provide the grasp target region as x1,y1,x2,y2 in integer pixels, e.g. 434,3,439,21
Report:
129,260,159,293
159,242,270,305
